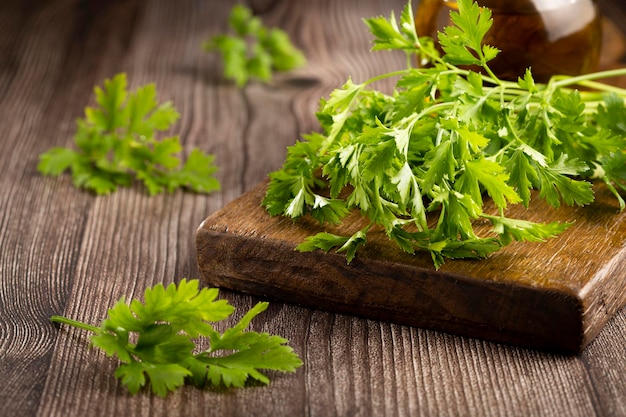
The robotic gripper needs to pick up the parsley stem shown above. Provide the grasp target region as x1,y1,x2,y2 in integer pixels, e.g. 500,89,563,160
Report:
51,315,100,334
576,80,626,96
413,101,455,121
482,65,502,88
551,68,626,89
364,69,411,86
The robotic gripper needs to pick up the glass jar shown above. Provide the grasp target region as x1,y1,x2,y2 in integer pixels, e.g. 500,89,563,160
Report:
415,0,603,82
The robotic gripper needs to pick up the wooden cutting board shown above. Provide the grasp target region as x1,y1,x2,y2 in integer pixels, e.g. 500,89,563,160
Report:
196,180,626,354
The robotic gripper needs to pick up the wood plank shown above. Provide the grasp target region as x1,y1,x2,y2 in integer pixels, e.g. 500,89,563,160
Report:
197,179,626,353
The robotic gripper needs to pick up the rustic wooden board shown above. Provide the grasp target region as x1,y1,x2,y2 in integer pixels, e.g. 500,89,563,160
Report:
196,180,626,354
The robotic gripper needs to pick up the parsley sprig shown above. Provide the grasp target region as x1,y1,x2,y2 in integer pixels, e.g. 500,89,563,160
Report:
38,73,221,195
263,0,626,268
51,279,303,397
203,4,306,87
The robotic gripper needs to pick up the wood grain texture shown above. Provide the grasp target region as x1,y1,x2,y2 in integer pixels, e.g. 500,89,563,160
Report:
1,0,626,416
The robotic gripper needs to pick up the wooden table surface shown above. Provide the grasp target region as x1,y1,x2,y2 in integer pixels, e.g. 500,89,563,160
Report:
2,0,626,416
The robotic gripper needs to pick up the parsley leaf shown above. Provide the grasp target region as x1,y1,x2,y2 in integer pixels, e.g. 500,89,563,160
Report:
438,0,499,67
264,0,626,268
51,279,302,397
204,5,306,87
38,73,220,195
297,229,368,263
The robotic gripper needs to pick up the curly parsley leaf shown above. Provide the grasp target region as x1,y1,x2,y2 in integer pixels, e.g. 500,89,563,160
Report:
263,0,626,268
51,279,303,397
38,73,220,196
204,4,306,87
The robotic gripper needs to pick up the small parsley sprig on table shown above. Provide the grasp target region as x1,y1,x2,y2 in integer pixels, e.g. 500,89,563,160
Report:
203,4,306,87
38,73,220,195
263,0,626,268
51,279,303,397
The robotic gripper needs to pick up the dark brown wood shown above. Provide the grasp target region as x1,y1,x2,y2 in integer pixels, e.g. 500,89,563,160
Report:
196,180,626,353
2,0,626,416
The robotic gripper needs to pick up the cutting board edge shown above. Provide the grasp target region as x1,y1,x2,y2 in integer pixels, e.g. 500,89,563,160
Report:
580,244,626,349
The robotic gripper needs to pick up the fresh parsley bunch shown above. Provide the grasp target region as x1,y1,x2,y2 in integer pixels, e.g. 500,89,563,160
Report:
51,279,303,397
204,4,306,87
263,0,626,268
38,73,220,195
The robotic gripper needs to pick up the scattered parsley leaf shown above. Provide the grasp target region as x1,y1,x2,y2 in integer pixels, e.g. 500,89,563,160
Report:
264,0,626,268
38,73,221,196
51,279,302,397
203,4,306,87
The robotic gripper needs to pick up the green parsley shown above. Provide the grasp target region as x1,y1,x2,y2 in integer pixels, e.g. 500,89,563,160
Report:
203,4,306,87
38,73,220,195
263,0,626,268
51,279,303,397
